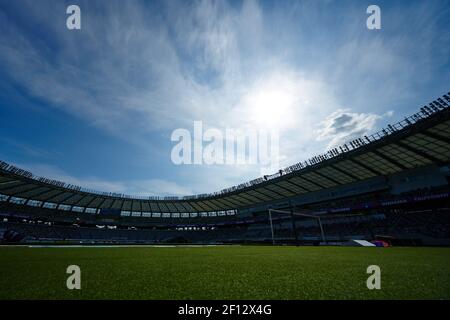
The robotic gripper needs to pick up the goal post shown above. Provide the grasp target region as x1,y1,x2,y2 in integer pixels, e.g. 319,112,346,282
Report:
268,209,326,245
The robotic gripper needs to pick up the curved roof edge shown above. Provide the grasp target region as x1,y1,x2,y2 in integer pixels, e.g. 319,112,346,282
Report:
1,91,449,202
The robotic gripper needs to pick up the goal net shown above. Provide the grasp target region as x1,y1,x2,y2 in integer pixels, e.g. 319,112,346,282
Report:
267,209,326,245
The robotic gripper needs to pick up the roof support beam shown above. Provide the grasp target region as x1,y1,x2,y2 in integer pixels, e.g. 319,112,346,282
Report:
154,202,163,213
237,192,266,204
285,179,311,192
24,188,53,201
372,150,408,170
169,202,182,214
267,183,297,196
349,158,382,176
71,194,90,209
22,188,49,207
276,181,306,194
107,199,117,210
212,197,240,209
175,203,191,216
250,189,277,201
82,196,98,213
329,164,359,181
96,198,108,212
0,182,29,193
206,199,228,210
58,193,79,208
395,142,444,165
16,185,44,201
130,199,134,213
257,187,285,199
0,178,18,185
122,200,129,212
0,180,21,187
145,201,154,214
311,171,342,185
296,175,325,189
178,201,194,213
39,190,68,205
185,201,202,213
420,131,450,144
190,201,209,212
222,196,249,207
198,200,214,212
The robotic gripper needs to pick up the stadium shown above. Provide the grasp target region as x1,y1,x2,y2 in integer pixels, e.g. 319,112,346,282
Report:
1,0,450,304
1,92,450,299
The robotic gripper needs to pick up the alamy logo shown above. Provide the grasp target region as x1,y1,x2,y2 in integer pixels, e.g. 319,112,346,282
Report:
366,265,381,290
66,5,81,30
66,265,81,290
171,121,280,174
366,5,381,30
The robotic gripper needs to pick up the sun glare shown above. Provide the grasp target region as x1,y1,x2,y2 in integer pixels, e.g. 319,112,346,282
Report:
249,89,295,128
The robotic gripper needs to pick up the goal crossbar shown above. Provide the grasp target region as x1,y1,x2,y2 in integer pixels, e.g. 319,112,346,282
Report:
268,209,326,245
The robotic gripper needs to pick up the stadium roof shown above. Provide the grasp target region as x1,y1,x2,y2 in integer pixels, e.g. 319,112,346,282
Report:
1,93,449,215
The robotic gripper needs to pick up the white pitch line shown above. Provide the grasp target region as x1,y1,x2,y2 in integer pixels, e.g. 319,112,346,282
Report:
25,244,220,248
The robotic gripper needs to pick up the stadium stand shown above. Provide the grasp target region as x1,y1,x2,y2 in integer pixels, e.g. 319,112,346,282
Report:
0,92,449,246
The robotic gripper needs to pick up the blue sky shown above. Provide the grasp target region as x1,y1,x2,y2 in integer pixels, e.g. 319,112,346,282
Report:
0,0,449,197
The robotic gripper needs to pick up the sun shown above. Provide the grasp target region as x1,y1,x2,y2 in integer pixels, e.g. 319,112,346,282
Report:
248,88,296,129
229,70,323,133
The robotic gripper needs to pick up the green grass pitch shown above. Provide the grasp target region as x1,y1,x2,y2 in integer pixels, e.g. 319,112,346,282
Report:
0,246,449,299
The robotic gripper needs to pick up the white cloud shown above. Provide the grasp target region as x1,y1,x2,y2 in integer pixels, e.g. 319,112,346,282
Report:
316,109,393,149
1,0,449,195
13,162,194,197
130,179,194,198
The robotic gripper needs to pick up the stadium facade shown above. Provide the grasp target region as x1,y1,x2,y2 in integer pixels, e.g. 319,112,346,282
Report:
1,92,449,245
